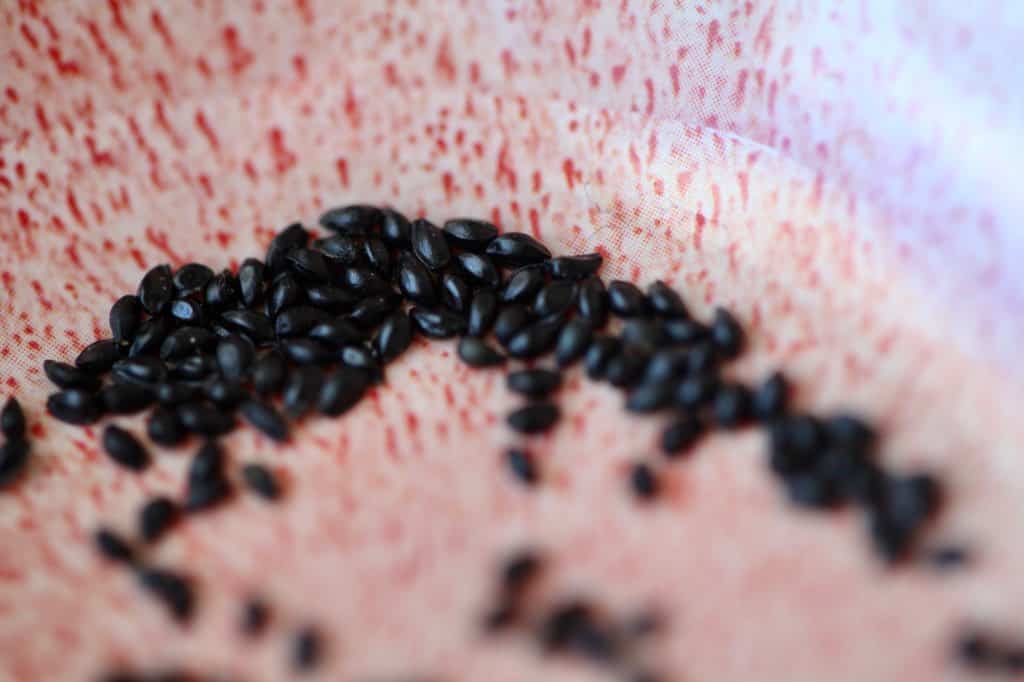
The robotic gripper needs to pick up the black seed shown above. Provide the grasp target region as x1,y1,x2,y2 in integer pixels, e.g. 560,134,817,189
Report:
284,366,324,417
76,338,121,373
501,267,545,304
342,267,391,296
42,359,100,390
685,341,718,374
340,344,381,379
268,273,305,318
411,218,451,270
583,335,621,379
577,278,610,330
485,232,551,267
440,273,472,315
644,348,689,384
238,258,266,307
159,327,215,361
136,566,194,622
507,402,560,434
287,248,330,283
675,372,719,408
47,389,102,425
317,367,369,416
363,237,392,275
177,403,235,436
237,399,288,442
373,312,413,363
148,407,186,446
242,463,281,500
1,397,26,441
554,318,593,367
505,318,562,358
0,438,29,487
266,222,310,276
442,218,498,251
785,473,839,509
662,414,702,456
250,352,286,396
350,294,398,329
168,298,206,326
507,369,561,399
205,379,245,409
956,631,996,669
172,263,214,297
506,448,537,485
881,473,942,530
110,295,143,344
204,269,240,309
604,349,650,388
455,252,502,289
710,307,744,359
493,304,532,345
314,234,362,265
139,496,179,542
502,550,542,594
768,415,825,474
752,371,790,420
621,319,667,353
630,462,658,499
546,253,602,280
320,204,382,236
102,425,150,471
241,597,271,636
381,208,412,247
457,337,506,367
607,280,647,317
817,448,881,504
189,439,224,482
170,354,218,380
311,317,366,348
925,545,970,571
112,357,168,385
157,381,202,405
213,334,252,381
102,383,154,415
185,475,232,512
95,527,135,563
397,252,438,305
826,414,877,455
570,621,619,662
280,338,333,365
276,306,331,338
540,600,593,651
467,289,499,338
713,382,753,428
217,310,272,347
126,316,169,358
532,280,577,318
305,284,359,312
663,318,709,345
646,280,688,317
138,264,174,314
409,307,466,338
625,380,674,413
292,625,323,672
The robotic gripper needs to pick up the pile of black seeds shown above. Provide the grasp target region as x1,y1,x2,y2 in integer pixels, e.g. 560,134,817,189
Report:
0,397,30,487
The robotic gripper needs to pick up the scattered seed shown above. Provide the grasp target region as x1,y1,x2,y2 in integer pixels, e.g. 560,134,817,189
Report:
630,463,658,500
373,312,414,364
532,280,577,318
0,439,30,488
242,463,281,501
168,298,206,326
102,425,150,471
177,403,235,436
265,222,310,276
501,267,545,304
340,345,382,380
136,566,194,622
505,318,562,358
554,318,593,367
607,281,647,317
286,248,330,283
442,218,498,250
710,307,744,359
292,625,324,672
205,270,240,309
220,309,275,345
457,337,506,367
674,372,719,409
112,357,168,385
663,317,709,345
280,338,334,365
925,545,970,571
583,335,621,380
139,496,179,542
268,273,305,318
129,316,173,358
363,237,392,275
712,382,753,428
539,600,593,651
42,359,100,391
350,294,398,329
501,551,542,594
47,389,103,425
483,602,519,631
643,348,689,384
577,276,609,328
604,349,650,388
95,527,135,564
215,334,254,382
485,232,552,267
239,400,289,442
248,352,286,397
455,251,502,289
506,369,561,399
507,402,560,434
662,414,702,456
160,326,215,361
624,380,674,414
506,448,538,485
645,280,687,317
238,257,266,307
284,366,324,417
76,338,121,373
441,273,472,314
169,354,218,381
381,208,412,247
411,218,451,270
320,204,382,236
826,414,877,456
138,264,174,314
317,367,368,416
752,371,790,420
109,295,143,344
955,630,996,669
493,304,532,345
305,284,359,312
1,397,26,441
686,340,720,375
547,253,602,280
241,597,270,636
309,317,365,348
467,289,499,338
185,475,232,513
275,306,331,338
397,252,438,305
409,307,466,338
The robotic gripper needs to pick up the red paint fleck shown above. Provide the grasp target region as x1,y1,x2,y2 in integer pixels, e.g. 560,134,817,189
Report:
694,212,706,251
500,49,519,78
336,157,349,187
66,189,86,227
711,184,721,224
222,25,254,75
151,10,175,50
611,62,628,85
268,127,297,174
215,231,232,248
528,209,541,238
20,24,39,50
564,39,576,66
435,35,456,81
495,142,517,190
344,86,361,128
195,110,219,150
644,78,654,116
562,158,576,190
441,172,454,200
47,47,81,76
582,27,592,56
737,172,749,207
707,19,722,54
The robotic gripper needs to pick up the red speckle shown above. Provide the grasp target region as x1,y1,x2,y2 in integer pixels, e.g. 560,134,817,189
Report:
435,35,455,81
564,39,576,66
47,46,81,76
611,62,628,85
669,64,680,96
151,10,175,50
20,24,39,50
344,86,361,128
500,49,519,78
336,157,349,188
733,69,748,107
384,62,399,86
66,189,86,227
755,7,775,55
468,61,480,84
528,209,541,238
562,158,576,190
222,25,254,75
531,171,542,193
215,231,232,248
441,172,454,200
5,87,17,103
495,142,517,190
16,210,29,229
644,78,654,116
737,172,749,207
710,184,720,224
694,212,706,251
810,171,824,209
195,110,219,150
582,27,592,56
293,0,314,24
405,412,419,434
84,137,114,167
268,128,297,174
707,19,722,54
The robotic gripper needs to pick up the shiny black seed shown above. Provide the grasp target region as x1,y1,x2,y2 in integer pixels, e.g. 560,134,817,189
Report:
409,307,466,338
168,298,206,326
126,316,170,358
215,334,253,381
342,267,390,296
95,527,135,563
159,327,215,361
532,280,576,318
102,383,154,415
205,379,245,409
397,252,438,305
442,218,498,250
605,350,650,388
238,258,266,307
621,319,667,353
185,475,232,512
188,439,224,482
630,462,658,499
43,360,100,390
284,366,324,417
172,263,214,297
112,357,167,385
577,276,609,328
305,284,359,312
320,204,382,236
785,473,839,509
646,280,688,317
363,237,391,275
925,545,970,571
502,550,542,594
350,294,398,329
287,248,330,283
455,252,502,290
467,289,499,337
441,273,472,314
540,601,593,651
882,473,941,528
0,439,30,488
768,415,825,474
505,318,562,358
251,352,287,395
685,342,717,374
752,371,790,420
644,348,689,384
242,597,271,636
625,380,674,413
713,382,753,427
546,253,603,281
139,496,178,542
675,372,719,408
554,318,593,367
373,312,413,363
607,280,647,317
493,304,532,345
710,307,744,359
583,335,621,379
148,407,186,446
170,354,217,381
138,264,174,314
177,403,235,436
47,389,102,425
1,397,26,441
507,402,560,434
507,369,561,398
663,318,708,345
239,399,289,441
110,295,143,344
220,310,275,346
662,414,702,456
317,367,368,416
76,338,121,373
276,306,330,338
242,463,281,501
314,234,362,265
485,232,551,267
204,270,240,309
411,218,451,270
506,448,537,485
501,267,545,304
102,425,149,471
381,208,412,247
826,414,877,455
280,338,333,365
268,273,305,318
340,345,381,381
457,337,506,367
136,566,194,622
292,625,323,672
310,317,365,348
266,222,310,275
817,448,881,504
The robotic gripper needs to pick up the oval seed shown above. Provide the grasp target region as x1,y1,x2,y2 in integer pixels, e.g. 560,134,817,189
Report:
172,263,214,297
241,597,271,636
710,307,744,359
265,222,309,276
1,397,27,441
310,318,365,348
506,448,537,486
662,414,702,456
532,280,577,318
505,318,562,358
663,318,708,345
139,496,179,543
442,218,498,251
506,402,560,434
318,367,368,416
621,319,667,352
43,360,101,391
76,338,121,373
177,403,235,436
136,566,194,622
239,399,289,442
340,345,381,382
216,334,254,381
381,208,412,247
577,277,609,328
170,354,218,381
630,462,658,500
624,380,674,413
363,237,392,275
411,218,451,270
112,357,168,385
583,335,621,380
547,253,602,280
275,306,331,338
242,463,281,501
554,318,593,367
292,626,324,672
138,264,174,315
349,294,398,329
467,289,499,337
238,258,266,307
204,270,240,309
219,310,275,346
159,326,215,361
147,407,186,446
397,252,438,305
314,234,362,265
373,312,413,363
286,248,330,283
493,304,532,345
458,337,506,367
205,380,244,409
501,267,545,304
506,369,561,399
455,252,502,289
604,349,650,388
280,338,334,365
268,273,305,318
409,307,466,338
342,267,391,296
646,280,688,317
169,298,206,326
713,382,753,427
156,382,202,406
607,280,647,317
102,425,150,471
95,527,135,564
284,366,324,417
442,273,472,314
319,204,382,236
485,232,552,267
109,295,143,344
128,316,173,358
0,439,30,488
251,352,287,395
675,372,719,408
102,384,154,414
47,389,103,425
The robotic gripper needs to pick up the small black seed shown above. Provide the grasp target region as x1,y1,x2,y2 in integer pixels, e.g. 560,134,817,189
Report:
373,312,414,364
710,307,744,359
752,371,790,420
363,237,392,275
768,415,826,474
170,354,218,381
501,267,545,304
785,473,839,509
280,338,334,365
266,222,310,276
441,273,472,314
457,337,506,367
411,218,451,270
485,232,552,267
604,349,650,388
467,289,499,337
160,326,215,361
275,305,330,338
238,258,266,307
554,318,593,367
455,252,502,289
1,397,26,441
112,357,168,385
177,403,235,436
506,448,537,485
662,414,702,456
925,545,970,571
350,294,398,329
493,304,532,345
219,309,274,346
136,566,194,622
687,343,719,375
547,253,602,280
185,475,232,512
663,318,709,345
646,280,688,317
817,448,881,504
625,380,674,413
826,414,877,455
292,625,323,672
110,295,143,344
630,462,658,500
216,334,254,382
713,382,753,428
314,234,362,265
532,280,577,318
340,344,381,379
507,402,560,434
621,319,667,353
155,381,202,407
956,631,995,668
128,316,173,358
189,439,224,482
397,252,438,305
287,248,330,283
95,527,135,564
577,276,609,328
139,496,179,542
148,406,186,446
138,264,174,315
168,298,206,326
317,367,369,416
76,338,121,373
320,204,382,236
505,318,562,358
880,473,942,531
607,280,647,317
675,372,719,408
0,439,30,488
101,383,154,415
205,379,245,409
442,218,499,250
583,335,621,379
540,601,593,651
506,369,561,399
309,317,365,347
242,463,281,501
502,551,542,594
241,597,270,636
409,307,466,338
284,366,324,417
47,389,103,425
249,352,286,396
204,269,240,309
172,263,214,297
42,360,100,391
268,273,305,318
342,266,391,296
644,348,689,384
381,208,412,247
102,425,150,471
305,284,359,312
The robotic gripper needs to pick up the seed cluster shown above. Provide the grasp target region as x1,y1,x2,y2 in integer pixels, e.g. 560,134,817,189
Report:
0,398,30,488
